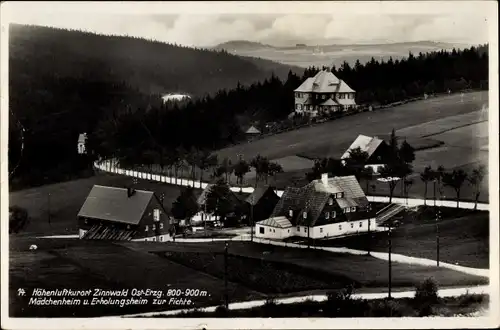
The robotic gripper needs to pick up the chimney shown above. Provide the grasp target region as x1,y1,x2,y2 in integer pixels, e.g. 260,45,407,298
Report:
321,173,328,186
127,187,136,198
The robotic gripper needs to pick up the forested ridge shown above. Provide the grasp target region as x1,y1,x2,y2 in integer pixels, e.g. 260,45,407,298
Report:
8,23,488,189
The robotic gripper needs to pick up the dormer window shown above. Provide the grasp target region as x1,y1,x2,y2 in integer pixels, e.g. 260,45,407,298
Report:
325,212,330,219
145,225,149,232
332,211,336,218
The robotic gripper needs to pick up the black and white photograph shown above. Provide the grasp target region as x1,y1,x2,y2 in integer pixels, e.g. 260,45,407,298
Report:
1,1,498,329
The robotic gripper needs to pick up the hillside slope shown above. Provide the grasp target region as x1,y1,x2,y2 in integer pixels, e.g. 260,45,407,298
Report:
7,24,301,189
9,24,301,97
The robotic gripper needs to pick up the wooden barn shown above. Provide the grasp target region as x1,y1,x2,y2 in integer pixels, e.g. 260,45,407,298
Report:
77,185,172,242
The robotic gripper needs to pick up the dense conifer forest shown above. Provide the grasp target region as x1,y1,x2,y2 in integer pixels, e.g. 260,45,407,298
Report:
8,24,488,189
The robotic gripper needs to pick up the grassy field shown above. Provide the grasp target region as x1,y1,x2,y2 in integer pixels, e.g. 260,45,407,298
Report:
8,173,205,236
138,92,489,202
310,206,489,269
163,295,489,318
9,237,263,317
163,294,489,318
123,241,488,291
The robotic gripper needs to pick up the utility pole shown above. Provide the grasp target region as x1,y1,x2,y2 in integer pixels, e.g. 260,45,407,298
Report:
47,193,51,225
305,201,310,249
224,242,229,309
367,203,371,255
388,225,392,299
250,196,254,242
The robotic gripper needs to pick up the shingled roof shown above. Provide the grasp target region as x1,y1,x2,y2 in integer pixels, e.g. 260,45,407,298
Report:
197,183,244,207
341,135,384,160
295,70,355,94
257,216,293,228
269,175,369,227
246,186,276,205
78,185,154,225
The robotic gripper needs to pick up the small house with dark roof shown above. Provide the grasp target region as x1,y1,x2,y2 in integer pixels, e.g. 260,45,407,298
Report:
255,174,377,240
77,133,87,154
77,185,172,242
341,135,390,173
192,183,247,226
244,186,280,224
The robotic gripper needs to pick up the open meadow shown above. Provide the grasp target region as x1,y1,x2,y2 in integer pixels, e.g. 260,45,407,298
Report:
304,206,489,269
8,173,200,236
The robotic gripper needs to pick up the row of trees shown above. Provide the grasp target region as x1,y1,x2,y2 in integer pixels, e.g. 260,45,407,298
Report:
420,164,486,210
11,37,488,189
305,129,487,209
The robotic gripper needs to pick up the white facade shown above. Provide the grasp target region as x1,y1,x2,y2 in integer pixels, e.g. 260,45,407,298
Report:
255,224,293,240
133,233,172,242
255,218,377,240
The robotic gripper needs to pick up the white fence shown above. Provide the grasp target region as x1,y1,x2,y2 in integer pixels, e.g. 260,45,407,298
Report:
94,160,489,211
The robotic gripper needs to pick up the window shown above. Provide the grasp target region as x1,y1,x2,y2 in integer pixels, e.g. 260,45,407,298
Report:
325,212,330,219
351,223,354,229
328,198,333,205
297,226,300,231
303,211,307,219
153,209,160,221
160,223,164,229
345,208,351,213
288,230,290,233
297,104,302,110
84,219,88,224
336,193,343,198
145,225,149,232
338,225,342,230
320,228,323,233
322,94,326,100
152,224,156,231
304,228,307,233
259,227,264,234
289,209,293,217
332,211,336,218
351,207,356,212
359,222,363,228
160,236,163,241
153,237,156,242
127,225,130,230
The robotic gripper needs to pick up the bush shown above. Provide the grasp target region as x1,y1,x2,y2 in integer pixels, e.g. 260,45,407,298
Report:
414,277,439,316
414,277,439,304
324,285,356,316
214,305,229,317
9,206,29,234
367,299,408,317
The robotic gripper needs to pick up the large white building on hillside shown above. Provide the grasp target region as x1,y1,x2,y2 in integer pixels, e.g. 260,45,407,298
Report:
255,174,377,241
294,70,357,117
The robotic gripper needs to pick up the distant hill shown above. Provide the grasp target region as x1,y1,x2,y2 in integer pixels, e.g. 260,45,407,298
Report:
8,24,303,189
213,39,477,68
9,24,302,97
213,40,273,51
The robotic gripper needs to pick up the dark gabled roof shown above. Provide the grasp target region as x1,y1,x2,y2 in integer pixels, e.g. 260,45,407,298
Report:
269,175,369,227
197,183,244,207
245,186,277,205
78,185,154,225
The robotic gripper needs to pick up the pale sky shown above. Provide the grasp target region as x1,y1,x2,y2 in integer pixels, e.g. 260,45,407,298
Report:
2,1,493,47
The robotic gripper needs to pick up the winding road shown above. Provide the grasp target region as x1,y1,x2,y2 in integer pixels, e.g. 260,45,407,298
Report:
88,160,492,317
